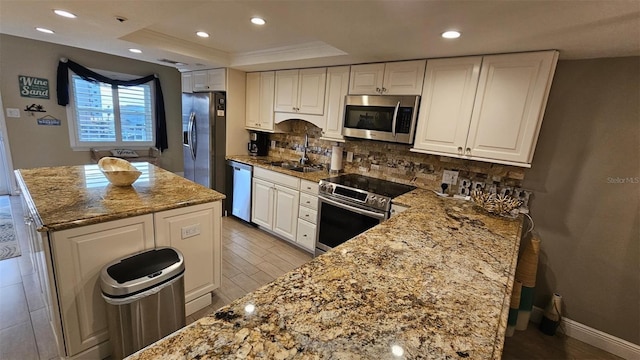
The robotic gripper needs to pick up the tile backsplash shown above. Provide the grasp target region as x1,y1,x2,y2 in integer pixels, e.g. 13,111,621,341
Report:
266,120,526,193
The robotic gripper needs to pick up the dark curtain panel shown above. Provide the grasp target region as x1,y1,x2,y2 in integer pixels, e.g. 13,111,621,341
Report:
56,58,168,151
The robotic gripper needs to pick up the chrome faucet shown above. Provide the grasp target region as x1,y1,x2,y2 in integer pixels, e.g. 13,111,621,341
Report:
300,134,309,165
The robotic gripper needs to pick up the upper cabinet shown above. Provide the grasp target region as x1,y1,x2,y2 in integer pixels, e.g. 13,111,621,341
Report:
246,71,275,131
412,50,559,167
182,69,226,93
275,68,327,115
321,66,350,142
349,60,426,95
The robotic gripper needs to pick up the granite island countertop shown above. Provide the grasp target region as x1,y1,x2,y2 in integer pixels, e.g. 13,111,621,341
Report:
128,187,523,359
15,162,226,232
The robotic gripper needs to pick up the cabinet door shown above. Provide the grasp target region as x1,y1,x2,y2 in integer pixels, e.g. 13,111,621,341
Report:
252,178,273,228
274,70,299,112
181,72,193,93
154,202,221,306
273,185,299,241
349,63,385,95
206,69,225,91
245,72,261,128
382,60,426,95
296,219,316,251
51,215,155,356
297,68,326,115
466,51,557,163
322,66,350,140
259,72,275,130
192,70,209,92
412,57,482,155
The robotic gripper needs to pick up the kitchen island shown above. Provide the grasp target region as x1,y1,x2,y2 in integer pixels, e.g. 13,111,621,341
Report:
15,162,225,359
128,185,523,359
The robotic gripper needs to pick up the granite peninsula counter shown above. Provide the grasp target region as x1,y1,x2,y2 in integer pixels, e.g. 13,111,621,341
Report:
129,183,523,359
15,162,226,359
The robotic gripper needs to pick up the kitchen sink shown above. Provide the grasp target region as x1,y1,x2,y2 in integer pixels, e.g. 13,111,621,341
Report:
268,161,322,173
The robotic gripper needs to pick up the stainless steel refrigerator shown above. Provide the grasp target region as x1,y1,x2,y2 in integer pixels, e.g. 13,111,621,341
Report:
182,92,226,195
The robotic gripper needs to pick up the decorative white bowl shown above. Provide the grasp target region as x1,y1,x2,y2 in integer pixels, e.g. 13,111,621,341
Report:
98,157,142,186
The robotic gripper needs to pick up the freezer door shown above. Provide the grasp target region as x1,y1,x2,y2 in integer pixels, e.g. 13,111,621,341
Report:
192,93,212,188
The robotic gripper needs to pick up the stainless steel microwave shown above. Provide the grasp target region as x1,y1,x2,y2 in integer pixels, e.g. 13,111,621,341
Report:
342,95,420,144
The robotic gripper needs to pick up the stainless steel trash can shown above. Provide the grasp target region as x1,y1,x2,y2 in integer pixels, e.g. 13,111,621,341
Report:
100,247,186,360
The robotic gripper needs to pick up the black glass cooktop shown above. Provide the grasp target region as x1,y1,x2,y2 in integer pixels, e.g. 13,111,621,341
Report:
324,174,416,198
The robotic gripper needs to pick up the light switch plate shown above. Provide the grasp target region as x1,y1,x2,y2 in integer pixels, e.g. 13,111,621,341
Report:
6,108,20,118
346,151,354,162
442,170,459,185
270,140,276,149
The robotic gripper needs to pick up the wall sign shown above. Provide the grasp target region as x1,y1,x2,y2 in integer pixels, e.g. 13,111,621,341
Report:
37,115,61,126
18,75,50,99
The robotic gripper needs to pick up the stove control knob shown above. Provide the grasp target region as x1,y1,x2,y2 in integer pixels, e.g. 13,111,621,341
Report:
378,198,387,207
368,195,377,205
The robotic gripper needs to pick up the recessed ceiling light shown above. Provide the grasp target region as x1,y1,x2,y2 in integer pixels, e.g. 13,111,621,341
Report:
129,48,142,54
36,27,54,34
54,9,77,18
441,30,461,39
250,17,266,25
196,31,209,38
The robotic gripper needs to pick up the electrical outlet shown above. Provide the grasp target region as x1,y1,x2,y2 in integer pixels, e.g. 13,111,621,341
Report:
270,140,276,149
458,178,472,196
346,151,354,162
442,170,459,185
181,224,201,239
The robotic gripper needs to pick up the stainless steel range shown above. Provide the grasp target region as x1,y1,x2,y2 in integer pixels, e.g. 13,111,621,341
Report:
315,174,415,256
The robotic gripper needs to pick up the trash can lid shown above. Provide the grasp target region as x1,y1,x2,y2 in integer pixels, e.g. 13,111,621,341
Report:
100,247,185,298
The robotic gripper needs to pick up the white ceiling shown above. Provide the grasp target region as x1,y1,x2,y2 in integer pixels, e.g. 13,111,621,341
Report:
1,0,639,72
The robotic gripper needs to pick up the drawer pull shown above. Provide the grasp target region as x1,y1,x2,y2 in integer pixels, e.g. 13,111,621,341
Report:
305,214,309,217
306,201,310,204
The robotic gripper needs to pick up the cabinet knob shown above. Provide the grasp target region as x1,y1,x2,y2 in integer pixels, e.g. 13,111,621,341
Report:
382,87,387,93
466,148,471,155
303,234,307,237
376,87,381,93
457,147,463,155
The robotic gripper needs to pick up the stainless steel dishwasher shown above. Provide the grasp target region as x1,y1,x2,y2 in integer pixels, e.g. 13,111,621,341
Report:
228,160,252,222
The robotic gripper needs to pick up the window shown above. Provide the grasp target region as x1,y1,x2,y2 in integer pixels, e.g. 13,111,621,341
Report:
67,71,155,149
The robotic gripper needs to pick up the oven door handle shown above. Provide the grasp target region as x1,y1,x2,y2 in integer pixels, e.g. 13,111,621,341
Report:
391,101,400,137
319,195,386,220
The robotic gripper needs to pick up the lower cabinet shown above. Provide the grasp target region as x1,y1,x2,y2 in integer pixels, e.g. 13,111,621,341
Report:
154,202,221,315
251,176,299,242
28,202,222,359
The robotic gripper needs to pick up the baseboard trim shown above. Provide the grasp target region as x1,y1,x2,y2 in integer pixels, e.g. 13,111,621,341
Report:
531,306,640,359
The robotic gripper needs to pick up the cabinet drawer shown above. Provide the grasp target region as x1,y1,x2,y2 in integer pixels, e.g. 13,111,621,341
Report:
300,179,319,194
296,218,316,251
254,167,300,189
298,205,317,225
299,192,318,210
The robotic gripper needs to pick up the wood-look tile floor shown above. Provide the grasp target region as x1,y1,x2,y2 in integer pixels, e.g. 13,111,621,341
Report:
0,195,623,359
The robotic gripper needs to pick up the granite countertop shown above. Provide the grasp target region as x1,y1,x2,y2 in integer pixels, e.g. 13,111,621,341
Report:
15,162,225,232
227,155,333,183
128,189,522,359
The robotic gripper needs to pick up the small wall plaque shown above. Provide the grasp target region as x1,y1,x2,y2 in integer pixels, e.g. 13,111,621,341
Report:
37,115,61,126
19,75,50,99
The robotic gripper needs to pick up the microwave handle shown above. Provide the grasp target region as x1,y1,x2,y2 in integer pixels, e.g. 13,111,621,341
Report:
391,101,400,137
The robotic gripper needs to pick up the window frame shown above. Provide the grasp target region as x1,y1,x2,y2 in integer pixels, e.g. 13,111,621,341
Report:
66,69,156,151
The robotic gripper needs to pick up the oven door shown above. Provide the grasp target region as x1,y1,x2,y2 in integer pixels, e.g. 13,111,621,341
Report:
315,195,386,256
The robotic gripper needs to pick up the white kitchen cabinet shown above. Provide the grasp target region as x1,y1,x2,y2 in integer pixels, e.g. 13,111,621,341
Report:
252,168,300,242
296,219,316,251
192,68,226,92
349,60,426,95
321,66,350,141
273,184,300,241
412,57,483,155
181,72,193,93
296,179,318,252
275,68,326,115
412,51,558,167
154,202,221,315
50,215,155,357
245,71,275,131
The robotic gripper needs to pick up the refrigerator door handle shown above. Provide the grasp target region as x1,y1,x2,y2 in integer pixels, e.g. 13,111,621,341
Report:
189,112,197,160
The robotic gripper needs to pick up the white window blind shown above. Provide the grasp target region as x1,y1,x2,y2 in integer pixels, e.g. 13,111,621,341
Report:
68,72,155,149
